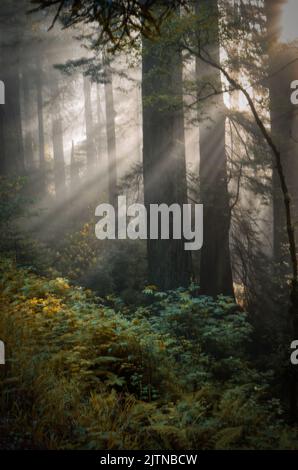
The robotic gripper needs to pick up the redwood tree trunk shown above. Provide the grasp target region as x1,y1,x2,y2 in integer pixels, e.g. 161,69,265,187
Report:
265,0,298,263
36,65,46,192
1,50,24,175
142,6,191,290
196,0,234,297
104,63,117,209
50,72,66,199
83,76,96,170
22,66,34,169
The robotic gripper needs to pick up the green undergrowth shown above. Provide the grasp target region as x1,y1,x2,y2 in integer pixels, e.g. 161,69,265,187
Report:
0,258,297,450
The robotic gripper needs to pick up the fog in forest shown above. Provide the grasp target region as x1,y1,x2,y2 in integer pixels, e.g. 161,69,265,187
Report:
2,0,298,450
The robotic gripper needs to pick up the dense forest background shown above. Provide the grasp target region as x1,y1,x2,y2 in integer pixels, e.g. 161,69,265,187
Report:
1,0,298,450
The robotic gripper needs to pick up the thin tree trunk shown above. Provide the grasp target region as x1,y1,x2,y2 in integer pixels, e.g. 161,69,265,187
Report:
135,84,142,163
22,67,34,169
83,76,96,170
0,105,5,175
0,51,5,174
104,63,117,208
50,72,66,199
36,66,46,192
96,83,103,163
70,140,79,190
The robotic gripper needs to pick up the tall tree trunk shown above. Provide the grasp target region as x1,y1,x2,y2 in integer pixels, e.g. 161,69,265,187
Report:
135,84,142,163
50,72,66,199
0,95,6,175
35,65,46,192
196,0,234,297
142,6,191,290
104,63,117,208
0,1,25,175
265,0,298,421
70,140,79,190
264,0,298,263
22,67,34,169
1,49,24,175
96,83,103,163
0,54,5,174
83,76,96,170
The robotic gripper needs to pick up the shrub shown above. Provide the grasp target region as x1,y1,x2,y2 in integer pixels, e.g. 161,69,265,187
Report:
1,258,297,450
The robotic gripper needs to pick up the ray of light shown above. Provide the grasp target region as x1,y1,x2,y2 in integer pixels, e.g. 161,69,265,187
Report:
281,0,298,43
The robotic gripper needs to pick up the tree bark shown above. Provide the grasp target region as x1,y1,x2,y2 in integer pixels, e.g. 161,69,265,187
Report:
22,66,35,169
0,0,25,175
0,101,6,175
70,140,80,191
196,0,234,297
264,0,298,422
104,63,118,209
96,83,103,163
142,6,192,290
50,71,66,199
35,65,46,191
1,48,24,175
264,0,298,263
83,76,96,170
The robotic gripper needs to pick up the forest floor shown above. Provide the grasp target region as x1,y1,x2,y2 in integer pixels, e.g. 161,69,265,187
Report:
1,257,298,450
0,419,33,449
